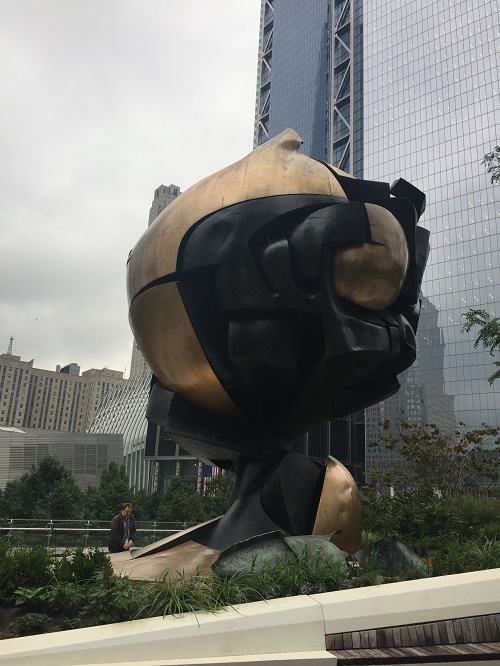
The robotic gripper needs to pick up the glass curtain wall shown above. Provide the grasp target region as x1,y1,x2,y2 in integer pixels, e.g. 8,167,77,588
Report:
363,0,500,467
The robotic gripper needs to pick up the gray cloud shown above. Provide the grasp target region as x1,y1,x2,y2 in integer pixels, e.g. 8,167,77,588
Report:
0,0,260,375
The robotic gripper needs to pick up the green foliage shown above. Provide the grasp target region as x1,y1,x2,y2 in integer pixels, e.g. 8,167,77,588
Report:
482,146,500,185
35,581,85,615
0,457,234,524
135,550,348,619
202,472,235,518
0,541,52,600
83,462,131,520
135,571,242,618
462,309,500,384
0,456,83,520
3,530,500,634
369,420,500,499
80,570,136,623
54,547,113,583
255,549,350,598
361,484,500,554
12,612,51,636
13,586,45,605
156,477,206,523
130,489,161,521
432,537,500,576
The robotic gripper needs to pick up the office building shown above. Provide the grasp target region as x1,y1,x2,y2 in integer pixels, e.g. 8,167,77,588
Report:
255,0,500,473
129,184,183,379
0,427,123,491
0,352,125,433
89,368,154,491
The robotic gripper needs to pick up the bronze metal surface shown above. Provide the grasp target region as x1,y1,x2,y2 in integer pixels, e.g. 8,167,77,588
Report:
109,540,220,581
312,456,362,555
129,282,241,418
127,128,348,301
333,202,409,310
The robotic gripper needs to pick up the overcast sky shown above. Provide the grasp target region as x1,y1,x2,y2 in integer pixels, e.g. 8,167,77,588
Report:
0,0,261,377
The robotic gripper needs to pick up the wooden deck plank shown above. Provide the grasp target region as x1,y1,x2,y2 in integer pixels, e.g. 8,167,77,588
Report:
461,617,472,643
422,622,433,646
376,628,387,648
437,620,448,644
445,619,457,644
392,626,402,647
360,630,371,649
325,614,500,662
475,616,487,642
488,614,499,641
430,620,441,645
408,624,418,646
452,618,464,644
481,615,494,643
384,627,395,648
468,616,479,643
329,643,500,663
401,624,410,647
415,623,426,646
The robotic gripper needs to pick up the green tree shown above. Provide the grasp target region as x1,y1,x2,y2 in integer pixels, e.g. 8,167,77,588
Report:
482,146,500,184
369,420,500,499
0,456,83,519
462,309,500,384
202,472,234,519
156,477,205,523
83,462,132,520
0,478,29,519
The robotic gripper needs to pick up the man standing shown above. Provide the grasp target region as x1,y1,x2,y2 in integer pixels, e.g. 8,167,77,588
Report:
108,502,136,553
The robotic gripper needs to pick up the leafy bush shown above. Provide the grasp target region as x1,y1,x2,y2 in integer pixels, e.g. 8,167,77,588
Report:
0,542,52,601
80,570,136,623
134,567,278,619
12,612,51,636
361,487,500,553
255,550,349,598
135,550,349,620
54,547,113,583
431,536,500,576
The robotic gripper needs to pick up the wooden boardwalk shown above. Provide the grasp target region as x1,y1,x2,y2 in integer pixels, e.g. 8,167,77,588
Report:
327,613,500,663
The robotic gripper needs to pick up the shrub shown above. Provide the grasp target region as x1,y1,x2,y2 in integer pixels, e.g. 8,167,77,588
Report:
12,612,51,636
0,542,52,601
54,547,113,583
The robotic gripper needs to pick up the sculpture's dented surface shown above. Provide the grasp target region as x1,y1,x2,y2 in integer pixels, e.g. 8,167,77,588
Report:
127,130,429,554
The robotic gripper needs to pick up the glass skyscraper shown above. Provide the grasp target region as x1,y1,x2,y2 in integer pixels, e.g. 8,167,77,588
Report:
255,0,500,472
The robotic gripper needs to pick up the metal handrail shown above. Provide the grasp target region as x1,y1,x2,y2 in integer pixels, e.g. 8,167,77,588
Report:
0,520,196,549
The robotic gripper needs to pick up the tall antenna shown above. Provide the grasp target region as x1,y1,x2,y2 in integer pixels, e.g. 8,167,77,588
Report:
6,336,13,355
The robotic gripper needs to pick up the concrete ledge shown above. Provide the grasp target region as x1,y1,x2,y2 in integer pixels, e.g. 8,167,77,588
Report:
312,567,500,634
0,595,328,666
0,568,498,665
75,655,335,665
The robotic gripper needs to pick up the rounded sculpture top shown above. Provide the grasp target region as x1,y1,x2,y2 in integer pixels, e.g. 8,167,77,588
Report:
127,129,348,300
127,129,428,444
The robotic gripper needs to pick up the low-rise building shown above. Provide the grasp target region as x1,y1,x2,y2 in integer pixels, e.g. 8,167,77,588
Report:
0,427,123,491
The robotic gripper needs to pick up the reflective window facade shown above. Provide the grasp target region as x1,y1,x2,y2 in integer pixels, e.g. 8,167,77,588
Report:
254,0,500,473
255,0,364,175
363,0,500,461
258,0,330,161
89,369,154,491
